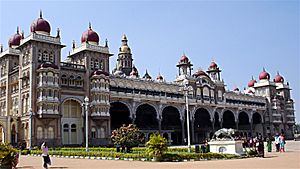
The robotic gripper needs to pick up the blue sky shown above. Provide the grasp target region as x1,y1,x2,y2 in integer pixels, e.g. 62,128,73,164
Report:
0,0,299,123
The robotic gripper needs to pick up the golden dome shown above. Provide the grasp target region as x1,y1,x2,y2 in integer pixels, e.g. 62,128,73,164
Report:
119,45,131,53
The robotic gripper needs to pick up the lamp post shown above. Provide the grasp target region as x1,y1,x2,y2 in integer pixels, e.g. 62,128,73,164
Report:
181,79,193,153
83,96,89,152
28,108,33,150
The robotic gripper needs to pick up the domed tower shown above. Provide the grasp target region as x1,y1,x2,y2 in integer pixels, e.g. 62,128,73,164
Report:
8,27,22,48
207,60,221,81
116,34,133,76
30,11,51,35
176,53,193,76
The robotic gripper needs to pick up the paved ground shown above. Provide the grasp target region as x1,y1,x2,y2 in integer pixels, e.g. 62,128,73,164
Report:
17,141,300,169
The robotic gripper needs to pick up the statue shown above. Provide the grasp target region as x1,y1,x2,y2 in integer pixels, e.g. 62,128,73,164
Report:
212,128,238,141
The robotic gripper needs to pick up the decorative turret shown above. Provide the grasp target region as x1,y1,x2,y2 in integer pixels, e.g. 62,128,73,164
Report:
176,53,193,76
273,72,284,83
117,34,133,76
207,59,221,81
143,70,152,80
80,22,100,45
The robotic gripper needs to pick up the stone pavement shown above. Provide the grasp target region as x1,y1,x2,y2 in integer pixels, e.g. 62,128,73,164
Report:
17,141,300,169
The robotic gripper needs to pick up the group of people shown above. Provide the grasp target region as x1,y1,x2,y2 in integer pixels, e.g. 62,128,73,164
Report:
274,134,286,152
241,136,264,157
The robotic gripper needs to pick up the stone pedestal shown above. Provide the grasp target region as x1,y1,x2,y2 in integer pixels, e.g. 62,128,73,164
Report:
208,140,244,155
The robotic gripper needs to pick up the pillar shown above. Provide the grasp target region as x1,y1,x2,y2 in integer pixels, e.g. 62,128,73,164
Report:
191,119,195,144
181,119,185,144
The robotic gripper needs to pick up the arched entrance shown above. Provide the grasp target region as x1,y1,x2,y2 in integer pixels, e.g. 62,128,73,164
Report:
135,104,158,130
222,110,236,129
252,112,263,137
194,108,212,143
110,102,132,130
61,99,82,145
238,112,250,137
161,106,182,145
214,112,221,131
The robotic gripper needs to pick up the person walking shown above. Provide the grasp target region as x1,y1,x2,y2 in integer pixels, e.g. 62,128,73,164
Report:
266,137,272,152
274,134,280,152
41,142,50,169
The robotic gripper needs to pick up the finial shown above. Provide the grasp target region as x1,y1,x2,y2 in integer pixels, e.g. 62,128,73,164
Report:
251,75,254,80
105,38,108,47
68,51,70,56
40,10,43,18
72,40,75,49
56,28,60,38
263,67,265,72
277,71,280,75
0,44,3,53
287,82,289,86
89,22,92,29
21,30,24,39
16,26,19,34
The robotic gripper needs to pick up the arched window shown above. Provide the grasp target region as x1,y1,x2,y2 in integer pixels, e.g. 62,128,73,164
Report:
90,59,94,69
38,50,42,61
100,60,104,70
91,127,96,138
63,124,69,132
37,127,43,139
43,51,49,62
203,87,209,99
69,76,75,86
71,124,76,132
48,127,54,139
95,60,99,69
49,52,54,63
99,127,105,138
61,75,68,85
76,76,83,87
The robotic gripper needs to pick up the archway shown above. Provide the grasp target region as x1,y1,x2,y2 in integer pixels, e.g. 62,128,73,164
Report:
161,106,182,145
222,110,236,129
238,112,250,137
110,102,132,130
214,112,221,131
61,99,82,145
194,108,212,143
252,112,263,137
135,104,158,130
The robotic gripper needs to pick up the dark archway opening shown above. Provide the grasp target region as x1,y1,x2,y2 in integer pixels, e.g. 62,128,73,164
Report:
238,112,250,135
214,112,221,131
161,106,182,145
194,108,212,143
252,112,262,137
135,104,158,130
110,102,132,130
222,110,236,129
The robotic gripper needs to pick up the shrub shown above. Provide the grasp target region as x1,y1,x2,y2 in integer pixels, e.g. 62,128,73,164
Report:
21,149,30,155
145,133,168,159
0,143,18,168
247,149,258,156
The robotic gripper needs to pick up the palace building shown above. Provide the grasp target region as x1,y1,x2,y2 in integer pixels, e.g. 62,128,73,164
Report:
0,12,296,147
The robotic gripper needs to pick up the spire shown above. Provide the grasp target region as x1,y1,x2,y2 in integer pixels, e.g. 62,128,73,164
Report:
105,38,108,47
251,75,254,80
40,10,43,18
263,67,266,72
0,44,3,53
21,30,24,39
16,26,19,34
72,40,76,49
277,71,280,75
89,22,92,30
121,34,128,46
56,28,60,38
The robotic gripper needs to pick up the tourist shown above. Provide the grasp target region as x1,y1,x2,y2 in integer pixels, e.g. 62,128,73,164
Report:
41,142,51,169
274,134,280,152
266,137,272,152
257,139,264,157
279,134,285,152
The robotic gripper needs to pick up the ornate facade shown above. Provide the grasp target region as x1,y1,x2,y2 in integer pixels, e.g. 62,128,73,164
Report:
0,12,296,147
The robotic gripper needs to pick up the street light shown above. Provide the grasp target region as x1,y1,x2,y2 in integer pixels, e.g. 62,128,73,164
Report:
180,79,193,153
83,96,89,152
28,108,33,150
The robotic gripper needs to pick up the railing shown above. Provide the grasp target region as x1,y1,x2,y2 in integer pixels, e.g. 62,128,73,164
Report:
60,62,85,70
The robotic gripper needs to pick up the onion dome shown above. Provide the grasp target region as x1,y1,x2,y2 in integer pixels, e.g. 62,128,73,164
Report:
8,27,22,47
259,68,270,80
248,76,257,87
273,72,284,83
30,11,51,34
143,70,152,79
81,22,100,45
92,70,109,77
193,69,210,78
209,61,218,69
156,73,163,81
180,54,189,62
38,62,58,69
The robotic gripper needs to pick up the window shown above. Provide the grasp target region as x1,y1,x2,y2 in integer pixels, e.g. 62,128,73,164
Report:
38,50,42,61
69,76,75,86
71,124,76,132
90,59,94,69
48,127,54,139
99,127,105,138
37,127,43,139
49,52,54,63
91,127,96,139
95,60,99,69
63,124,69,132
43,51,49,62
61,75,68,85
100,60,104,69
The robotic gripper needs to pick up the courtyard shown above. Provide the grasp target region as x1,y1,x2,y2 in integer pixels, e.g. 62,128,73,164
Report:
16,140,300,169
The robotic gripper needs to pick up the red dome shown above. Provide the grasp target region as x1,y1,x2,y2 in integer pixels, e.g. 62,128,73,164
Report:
274,72,284,83
81,24,99,44
248,79,257,87
180,54,189,62
30,12,51,33
259,69,270,80
209,61,217,69
193,70,210,78
8,29,21,47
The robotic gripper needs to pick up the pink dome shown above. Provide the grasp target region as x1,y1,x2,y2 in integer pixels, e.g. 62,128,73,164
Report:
209,61,217,69
248,78,257,87
81,23,99,44
8,28,21,47
180,54,189,62
259,68,270,80
193,70,210,78
30,12,51,33
274,72,284,83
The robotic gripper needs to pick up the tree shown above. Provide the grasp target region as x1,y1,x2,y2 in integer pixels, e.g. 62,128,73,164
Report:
146,133,168,160
111,124,144,152
0,143,18,168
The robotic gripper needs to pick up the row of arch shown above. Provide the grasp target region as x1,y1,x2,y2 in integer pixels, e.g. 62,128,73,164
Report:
110,101,263,144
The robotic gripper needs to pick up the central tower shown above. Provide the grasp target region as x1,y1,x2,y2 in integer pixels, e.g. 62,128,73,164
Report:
117,34,133,76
